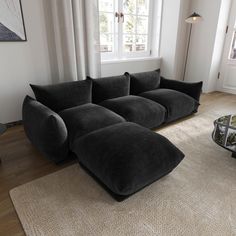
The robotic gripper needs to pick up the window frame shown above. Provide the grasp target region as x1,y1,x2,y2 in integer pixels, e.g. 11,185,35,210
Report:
99,0,157,61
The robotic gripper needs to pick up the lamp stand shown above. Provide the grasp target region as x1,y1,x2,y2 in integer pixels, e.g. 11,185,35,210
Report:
183,23,192,81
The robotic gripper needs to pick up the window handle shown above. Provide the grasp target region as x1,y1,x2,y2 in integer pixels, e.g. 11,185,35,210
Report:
115,12,120,23
120,12,124,23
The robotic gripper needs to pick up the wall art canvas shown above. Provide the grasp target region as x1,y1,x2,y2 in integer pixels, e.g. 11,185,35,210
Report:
0,0,27,41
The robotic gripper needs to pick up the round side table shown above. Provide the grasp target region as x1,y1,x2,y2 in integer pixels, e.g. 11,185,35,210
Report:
0,124,7,164
212,115,236,158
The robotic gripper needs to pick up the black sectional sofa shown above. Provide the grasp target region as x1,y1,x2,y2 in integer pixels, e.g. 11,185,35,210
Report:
23,69,202,200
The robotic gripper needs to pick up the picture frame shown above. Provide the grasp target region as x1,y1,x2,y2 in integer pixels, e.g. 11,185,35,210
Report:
0,0,27,42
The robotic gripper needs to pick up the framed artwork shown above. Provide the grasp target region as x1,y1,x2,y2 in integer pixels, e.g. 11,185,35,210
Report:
0,0,27,41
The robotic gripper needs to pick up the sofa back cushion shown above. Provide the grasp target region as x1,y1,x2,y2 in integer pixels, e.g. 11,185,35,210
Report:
22,96,69,163
30,80,92,112
88,74,130,103
128,69,161,95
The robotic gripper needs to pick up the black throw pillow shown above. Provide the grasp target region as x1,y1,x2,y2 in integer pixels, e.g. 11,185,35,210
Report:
128,69,161,95
87,74,130,103
30,80,92,112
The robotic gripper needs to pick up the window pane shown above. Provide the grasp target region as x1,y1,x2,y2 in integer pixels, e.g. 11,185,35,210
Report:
123,0,136,14
99,13,114,34
100,34,113,53
99,0,113,12
137,16,148,34
229,31,236,60
124,15,136,34
124,34,148,52
137,0,150,15
124,34,135,52
136,35,148,51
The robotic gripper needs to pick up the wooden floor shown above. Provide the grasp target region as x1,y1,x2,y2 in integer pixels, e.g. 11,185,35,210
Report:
0,92,236,236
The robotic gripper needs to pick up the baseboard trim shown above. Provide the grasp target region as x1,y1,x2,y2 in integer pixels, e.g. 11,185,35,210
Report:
6,120,23,128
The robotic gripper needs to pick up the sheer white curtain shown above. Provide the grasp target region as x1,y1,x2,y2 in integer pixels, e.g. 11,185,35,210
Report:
49,0,101,82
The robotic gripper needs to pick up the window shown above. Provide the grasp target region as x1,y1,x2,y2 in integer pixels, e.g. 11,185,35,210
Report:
229,31,236,60
99,0,161,61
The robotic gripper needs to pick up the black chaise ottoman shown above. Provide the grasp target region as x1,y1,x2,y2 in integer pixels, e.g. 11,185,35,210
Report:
72,122,184,201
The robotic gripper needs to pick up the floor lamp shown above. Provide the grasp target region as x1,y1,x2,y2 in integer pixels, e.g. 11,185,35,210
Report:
183,12,203,81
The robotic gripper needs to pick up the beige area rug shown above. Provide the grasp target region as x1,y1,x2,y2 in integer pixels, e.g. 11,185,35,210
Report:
10,112,236,236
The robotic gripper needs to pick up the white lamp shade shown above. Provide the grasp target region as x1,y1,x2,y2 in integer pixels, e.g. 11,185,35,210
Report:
185,12,203,24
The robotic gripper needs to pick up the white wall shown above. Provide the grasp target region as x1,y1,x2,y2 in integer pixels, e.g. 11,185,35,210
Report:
0,0,53,123
184,0,227,92
160,0,191,81
160,0,181,79
174,0,192,81
101,58,161,77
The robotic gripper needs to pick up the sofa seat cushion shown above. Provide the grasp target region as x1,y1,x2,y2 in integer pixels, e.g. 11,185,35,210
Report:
140,89,199,123
72,122,185,200
59,103,125,145
100,95,166,129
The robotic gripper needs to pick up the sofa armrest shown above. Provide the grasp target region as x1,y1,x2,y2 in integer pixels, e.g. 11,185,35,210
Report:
22,95,69,163
160,77,203,102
